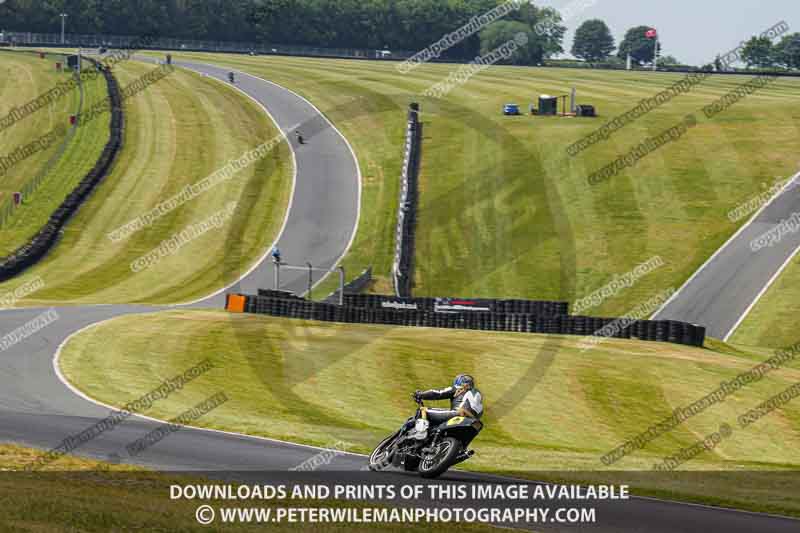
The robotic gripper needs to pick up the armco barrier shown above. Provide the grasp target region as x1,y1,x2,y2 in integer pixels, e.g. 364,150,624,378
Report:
392,104,421,298
323,266,372,304
228,292,706,347
0,57,123,282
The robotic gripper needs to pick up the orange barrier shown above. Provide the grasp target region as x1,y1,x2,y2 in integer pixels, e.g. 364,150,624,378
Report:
226,294,246,313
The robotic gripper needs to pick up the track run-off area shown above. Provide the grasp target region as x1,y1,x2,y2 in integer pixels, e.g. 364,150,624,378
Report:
0,56,798,532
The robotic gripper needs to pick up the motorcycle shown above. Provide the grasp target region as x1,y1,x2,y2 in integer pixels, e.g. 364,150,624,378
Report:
369,397,482,478
228,72,235,84
295,132,305,144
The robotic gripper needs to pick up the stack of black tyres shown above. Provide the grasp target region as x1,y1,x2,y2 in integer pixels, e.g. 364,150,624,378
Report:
238,293,706,347
394,104,422,298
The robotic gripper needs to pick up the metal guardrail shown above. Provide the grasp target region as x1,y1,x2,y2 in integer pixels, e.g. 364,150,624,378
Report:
323,266,372,304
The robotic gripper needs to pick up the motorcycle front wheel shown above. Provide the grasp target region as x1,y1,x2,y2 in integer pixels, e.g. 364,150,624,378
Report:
418,437,461,478
368,431,399,471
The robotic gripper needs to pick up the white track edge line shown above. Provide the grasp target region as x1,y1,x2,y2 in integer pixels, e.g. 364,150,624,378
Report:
51,315,364,459
651,171,800,321
723,241,800,341
232,68,363,297
168,63,299,307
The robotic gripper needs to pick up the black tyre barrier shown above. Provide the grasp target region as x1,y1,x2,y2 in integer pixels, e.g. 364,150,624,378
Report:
392,104,421,298
0,57,123,282
232,293,706,347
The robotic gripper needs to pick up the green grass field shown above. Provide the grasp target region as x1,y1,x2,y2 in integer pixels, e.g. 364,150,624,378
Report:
0,50,76,200
0,50,96,254
0,52,110,256
59,310,800,515
142,52,800,323
0,58,292,304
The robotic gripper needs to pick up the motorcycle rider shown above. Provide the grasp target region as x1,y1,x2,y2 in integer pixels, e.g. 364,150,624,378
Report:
413,374,483,428
377,374,482,469
228,71,235,83
295,130,304,144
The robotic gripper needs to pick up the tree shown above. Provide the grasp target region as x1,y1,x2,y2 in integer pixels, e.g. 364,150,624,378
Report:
508,3,565,58
713,55,723,71
617,25,660,66
249,0,305,44
775,33,800,69
571,19,614,62
479,21,539,66
656,54,680,67
740,36,775,68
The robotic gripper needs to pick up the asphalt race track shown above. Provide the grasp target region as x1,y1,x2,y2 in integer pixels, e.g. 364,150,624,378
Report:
653,172,800,340
170,59,363,306
0,58,797,532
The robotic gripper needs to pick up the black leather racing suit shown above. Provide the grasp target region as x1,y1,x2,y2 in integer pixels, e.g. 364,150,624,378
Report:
418,386,484,426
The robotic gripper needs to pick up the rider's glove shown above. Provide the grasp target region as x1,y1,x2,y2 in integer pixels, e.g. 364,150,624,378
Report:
413,391,422,401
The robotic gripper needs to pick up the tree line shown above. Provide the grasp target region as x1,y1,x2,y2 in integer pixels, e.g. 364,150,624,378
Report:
2,1,798,69
571,18,800,70
0,0,566,64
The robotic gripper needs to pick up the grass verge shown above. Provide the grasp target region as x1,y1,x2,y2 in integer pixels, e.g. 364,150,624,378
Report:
0,50,76,199
730,251,800,349
59,310,800,516
0,56,109,256
0,50,89,254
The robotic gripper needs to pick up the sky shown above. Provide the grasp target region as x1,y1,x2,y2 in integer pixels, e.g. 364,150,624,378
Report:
541,0,800,65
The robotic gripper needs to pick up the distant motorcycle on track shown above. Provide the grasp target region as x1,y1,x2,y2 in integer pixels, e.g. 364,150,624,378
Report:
369,397,482,478
228,71,235,84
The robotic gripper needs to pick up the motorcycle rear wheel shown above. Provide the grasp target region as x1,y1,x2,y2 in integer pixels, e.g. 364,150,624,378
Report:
418,437,461,478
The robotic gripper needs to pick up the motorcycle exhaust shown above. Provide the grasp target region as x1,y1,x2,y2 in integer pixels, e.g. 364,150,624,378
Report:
451,449,474,466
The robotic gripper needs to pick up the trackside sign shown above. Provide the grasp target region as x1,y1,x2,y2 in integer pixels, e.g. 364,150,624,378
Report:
381,301,419,310
434,298,492,313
